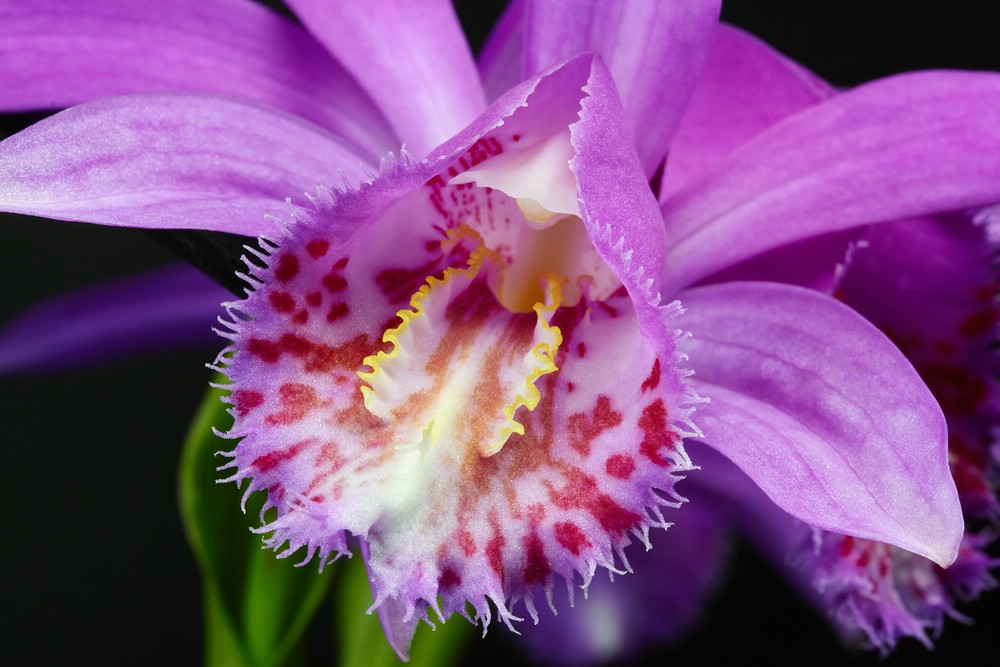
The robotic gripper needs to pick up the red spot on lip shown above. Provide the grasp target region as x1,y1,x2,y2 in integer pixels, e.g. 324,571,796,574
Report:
333,257,349,270
306,240,330,258
247,332,371,373
523,529,551,585
274,253,300,282
252,439,307,472
486,519,505,586
265,382,319,425
567,395,623,456
639,399,677,466
577,342,587,358
605,454,635,479
640,358,661,393
247,338,281,363
459,530,477,556
322,273,348,292
306,291,323,307
439,567,462,589
293,310,309,324
269,290,296,313
231,389,264,416
326,302,350,322
554,521,590,556
549,469,641,536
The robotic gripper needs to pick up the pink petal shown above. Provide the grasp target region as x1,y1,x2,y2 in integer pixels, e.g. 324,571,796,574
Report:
524,0,721,175
679,281,962,567
286,0,486,157
0,94,369,237
0,0,396,160
662,70,1000,294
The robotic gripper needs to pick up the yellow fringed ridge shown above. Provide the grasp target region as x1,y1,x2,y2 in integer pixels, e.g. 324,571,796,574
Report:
482,274,563,455
358,240,565,456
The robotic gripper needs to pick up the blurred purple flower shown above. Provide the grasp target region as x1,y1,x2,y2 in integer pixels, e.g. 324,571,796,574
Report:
0,0,998,662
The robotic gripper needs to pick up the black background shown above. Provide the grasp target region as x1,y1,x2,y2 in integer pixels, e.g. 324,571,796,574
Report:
2,1,998,665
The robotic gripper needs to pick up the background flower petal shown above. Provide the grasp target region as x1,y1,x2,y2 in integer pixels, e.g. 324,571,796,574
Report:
0,263,225,374
286,0,486,157
679,281,962,567
0,93,369,236
477,0,527,103
0,0,395,160
661,70,1000,294
524,0,721,176
661,23,834,198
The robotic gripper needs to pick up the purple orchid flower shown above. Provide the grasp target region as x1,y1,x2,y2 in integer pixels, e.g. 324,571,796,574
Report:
1,1,998,663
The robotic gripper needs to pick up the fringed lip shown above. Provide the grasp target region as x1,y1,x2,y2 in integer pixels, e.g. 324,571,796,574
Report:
212,54,700,650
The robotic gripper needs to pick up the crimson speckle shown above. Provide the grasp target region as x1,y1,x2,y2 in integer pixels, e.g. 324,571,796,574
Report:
322,272,348,292
265,382,319,425
554,521,590,556
306,291,323,307
439,567,462,588
252,440,307,472
247,338,281,363
326,302,350,322
567,395,623,456
639,399,675,466
274,253,300,282
306,240,330,258
231,389,264,416
640,358,661,392
269,290,296,313
523,530,551,585
605,454,635,479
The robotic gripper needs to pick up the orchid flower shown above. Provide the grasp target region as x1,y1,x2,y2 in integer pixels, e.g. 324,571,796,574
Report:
1,1,998,664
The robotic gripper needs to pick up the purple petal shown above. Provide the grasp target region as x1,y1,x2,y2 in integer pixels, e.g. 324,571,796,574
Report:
478,0,527,102
0,94,369,237
679,281,962,567
524,0,721,175
661,24,834,198
662,70,1000,294
285,0,486,157
0,263,225,374
0,0,396,160
519,499,728,665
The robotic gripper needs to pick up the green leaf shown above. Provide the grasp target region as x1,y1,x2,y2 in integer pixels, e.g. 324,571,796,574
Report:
334,554,474,667
179,382,332,667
